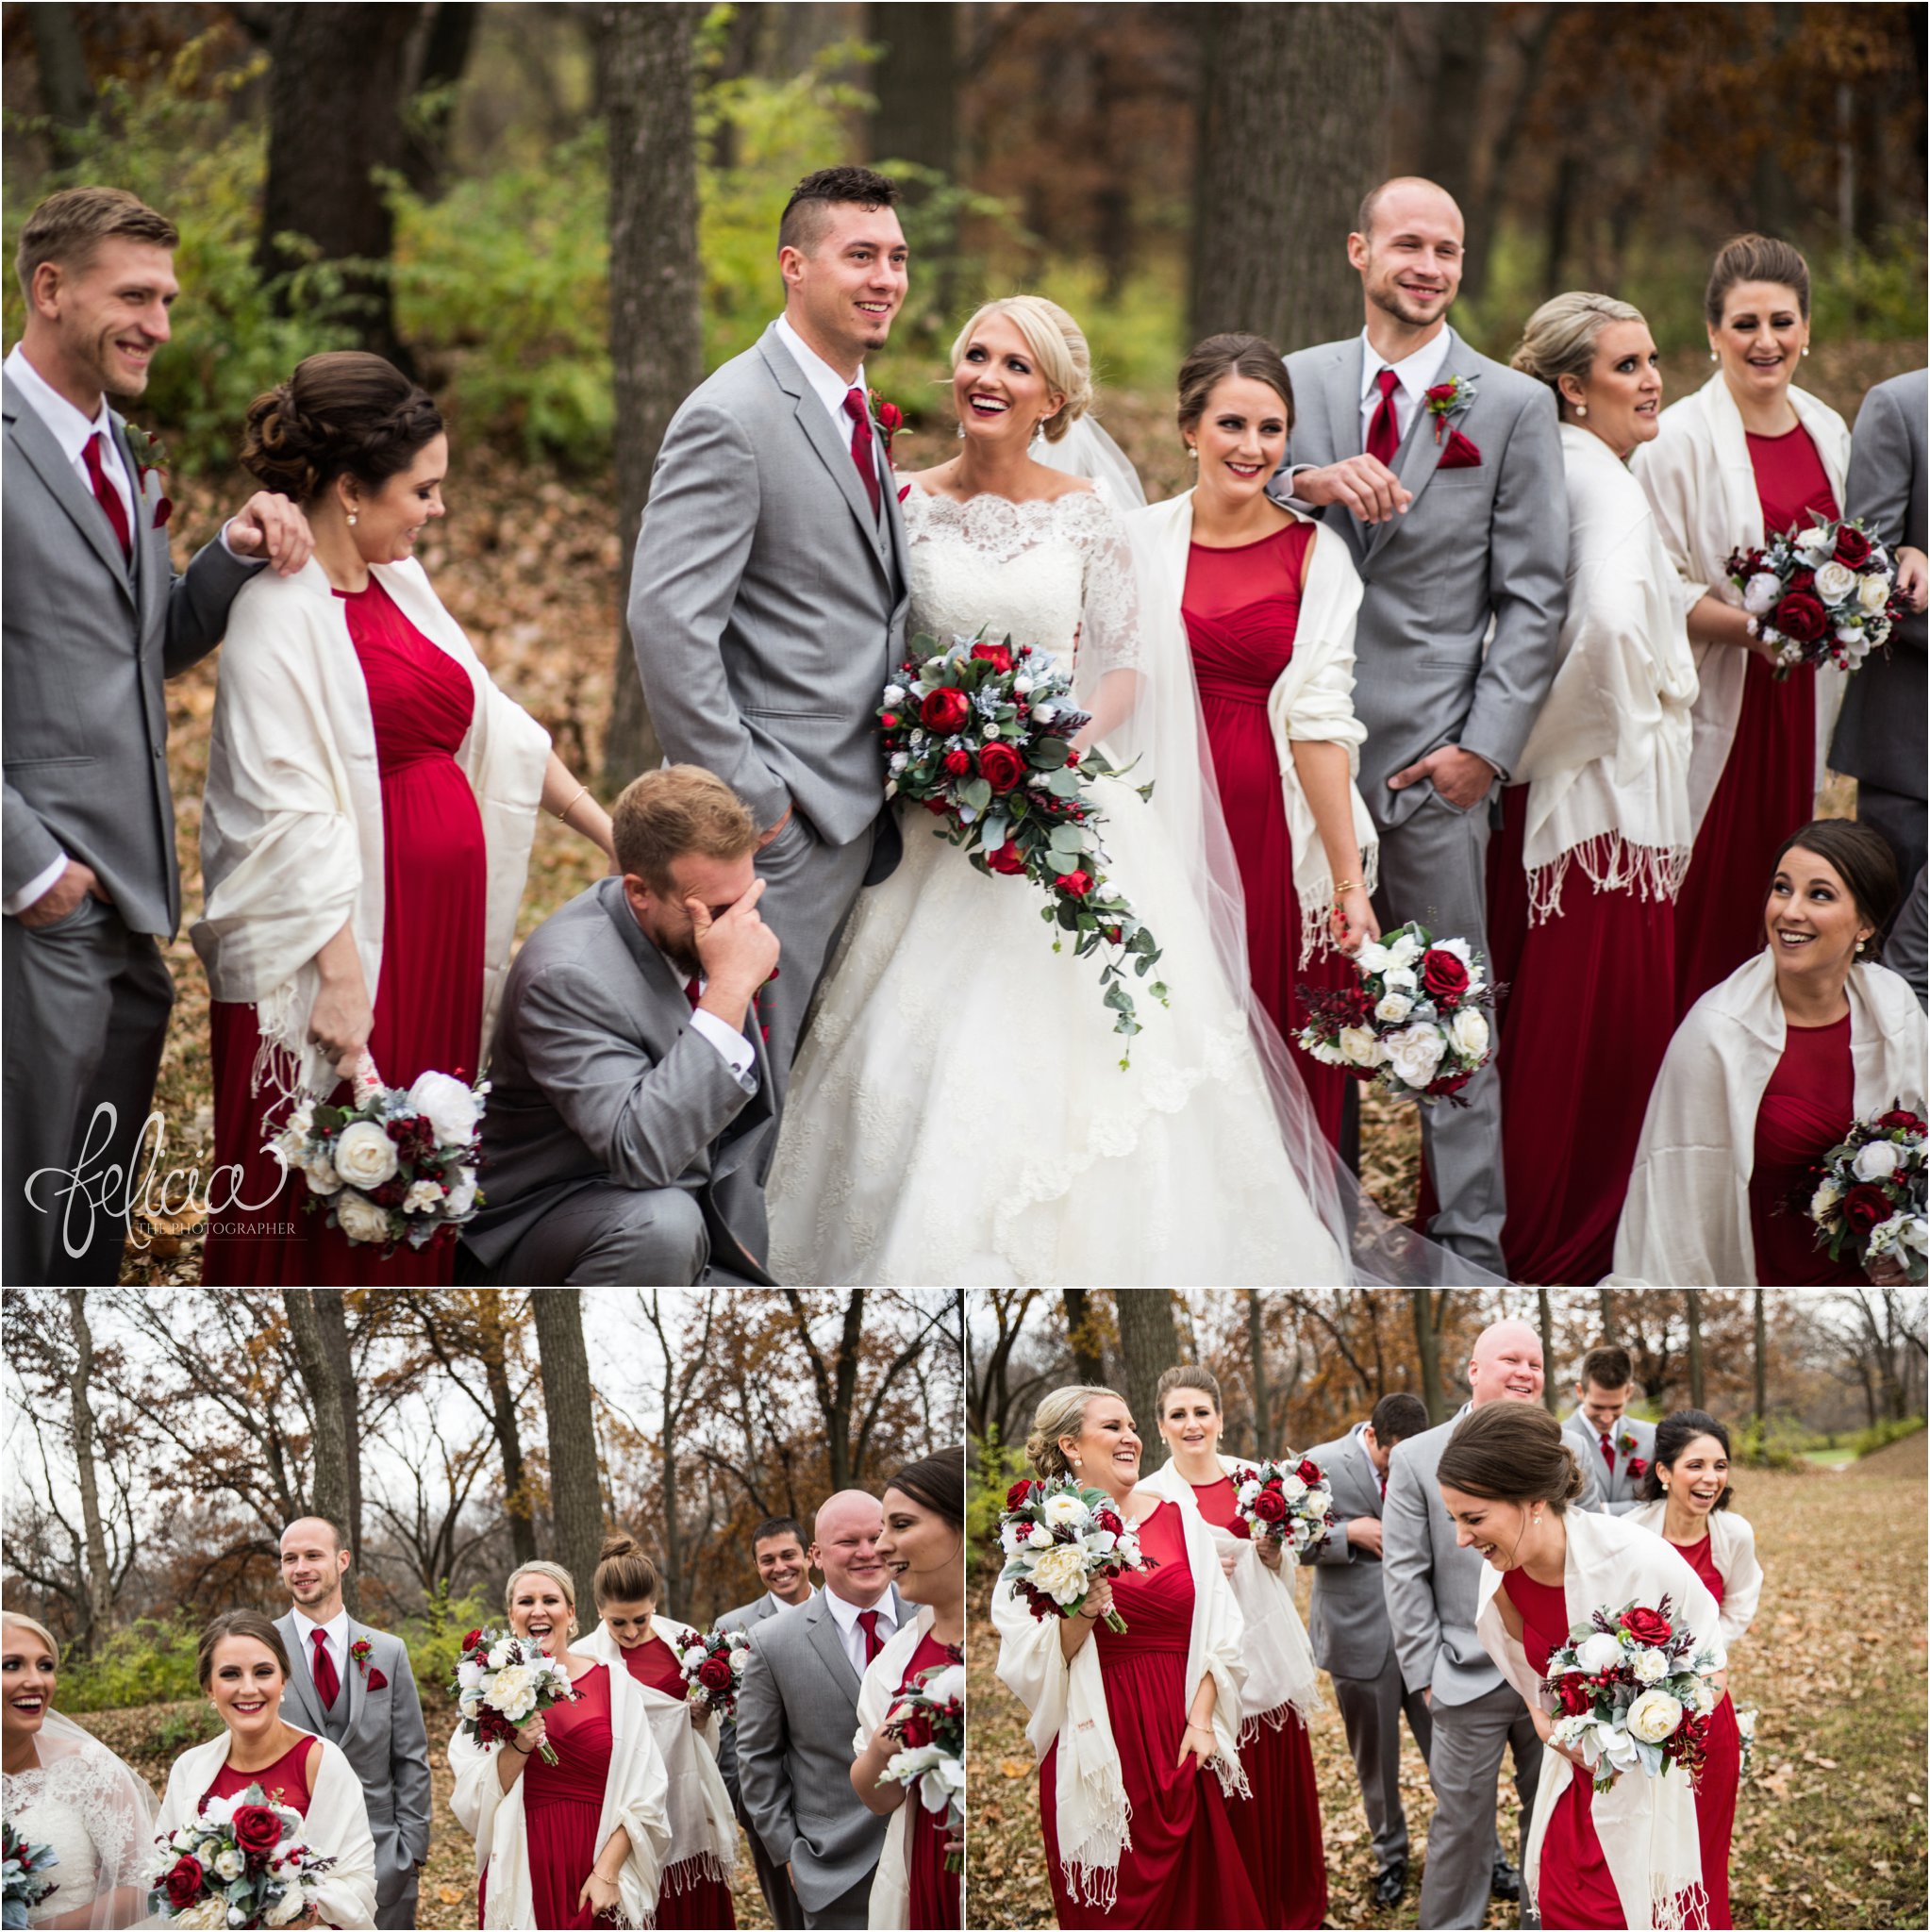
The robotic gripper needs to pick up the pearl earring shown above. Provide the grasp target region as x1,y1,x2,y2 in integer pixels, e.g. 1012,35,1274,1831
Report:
346,510,358,526
1574,404,1588,418
1802,344,1811,356
1186,445,1198,460
1710,350,1720,362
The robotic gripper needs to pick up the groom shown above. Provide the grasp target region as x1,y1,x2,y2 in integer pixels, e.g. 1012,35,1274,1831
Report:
629,165,911,1100
1276,175,1567,1274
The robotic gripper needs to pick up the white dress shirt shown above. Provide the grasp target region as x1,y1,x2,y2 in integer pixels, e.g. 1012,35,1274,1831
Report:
680,974,757,1086
763,1584,815,1619
774,313,880,523
1357,325,1455,453
291,1604,351,1700
1355,1424,1385,1498
824,1586,899,1677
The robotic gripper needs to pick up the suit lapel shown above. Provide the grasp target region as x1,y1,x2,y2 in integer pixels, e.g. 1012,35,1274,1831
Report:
276,1616,326,1733
1319,341,1371,565
343,1619,366,1732
113,411,165,641
1363,327,1461,567
806,1596,862,1698
759,328,890,579
5,378,138,608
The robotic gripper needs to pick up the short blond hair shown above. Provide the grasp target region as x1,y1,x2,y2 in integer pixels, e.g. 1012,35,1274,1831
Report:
1510,291,1646,414
16,186,177,299
505,1560,580,1639
950,295,1093,443
611,765,758,891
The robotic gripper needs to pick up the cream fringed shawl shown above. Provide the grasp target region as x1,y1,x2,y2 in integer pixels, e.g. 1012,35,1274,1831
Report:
1136,1453,1321,1737
1632,374,1851,836
1624,1504,1764,1651
1510,426,1699,922
852,1601,939,1932
192,556,552,1104
157,1727,378,1929
1610,952,1927,1286
449,1659,672,1930
991,1493,1247,1911
1475,1507,1725,1932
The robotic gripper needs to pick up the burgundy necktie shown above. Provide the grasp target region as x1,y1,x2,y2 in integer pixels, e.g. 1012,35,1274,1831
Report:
856,1608,884,1663
1365,367,1402,469
842,389,880,522
310,1628,340,1711
1600,1432,1617,1474
82,432,132,561
1378,1471,1388,1500
684,976,702,1010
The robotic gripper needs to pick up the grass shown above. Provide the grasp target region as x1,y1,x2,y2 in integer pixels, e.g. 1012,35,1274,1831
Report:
966,1431,1928,1930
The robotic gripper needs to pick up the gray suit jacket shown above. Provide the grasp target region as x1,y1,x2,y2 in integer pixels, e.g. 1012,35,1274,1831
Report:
3,371,260,935
275,1615,432,1913
1562,1409,1655,1517
713,1591,789,1808
466,874,776,1280
1278,327,1569,830
629,322,908,872
1830,367,1926,798
1305,1424,1397,1678
735,1586,903,1913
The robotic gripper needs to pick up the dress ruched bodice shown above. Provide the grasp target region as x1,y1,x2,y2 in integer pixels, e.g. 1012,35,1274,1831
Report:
1095,1499,1193,1657
201,1735,315,1816
1181,523,1313,707
1751,1012,1861,1284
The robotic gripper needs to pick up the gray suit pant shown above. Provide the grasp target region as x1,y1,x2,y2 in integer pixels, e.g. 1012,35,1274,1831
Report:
1855,780,1928,938
737,1801,805,1929
755,808,877,1105
1418,1679,1541,1930
1332,1661,1434,1870
3,899,173,1286
493,1180,708,1285
1372,791,1506,1274
374,1870,419,1931
803,1874,873,1931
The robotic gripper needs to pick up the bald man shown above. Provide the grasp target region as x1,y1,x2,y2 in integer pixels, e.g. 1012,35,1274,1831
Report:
1381,1321,1601,1926
733,1491,906,1929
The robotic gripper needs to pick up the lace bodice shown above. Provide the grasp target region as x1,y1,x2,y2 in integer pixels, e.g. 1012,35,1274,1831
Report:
4,1748,138,1924
900,486,1141,678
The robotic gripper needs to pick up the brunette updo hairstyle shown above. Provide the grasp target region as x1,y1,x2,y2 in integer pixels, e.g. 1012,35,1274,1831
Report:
240,350,444,505
1637,1409,1734,1510
1175,333,1293,445
1436,1402,1588,1511
1771,820,1900,960
1153,1363,1222,1416
1024,1385,1124,1479
196,1608,291,1690
592,1531,662,1608
1705,233,1811,326
887,1446,964,1530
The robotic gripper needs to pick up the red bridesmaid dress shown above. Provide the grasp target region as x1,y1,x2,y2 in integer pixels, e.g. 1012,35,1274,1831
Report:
1674,1533,1743,1930
201,1735,317,1815
1502,1570,1622,1931
1181,522,1354,1145
1748,1011,1864,1285
205,575,489,1286
895,1628,962,1931
618,1637,736,1928
1040,1499,1263,1930
1189,1477,1326,1929
1673,426,1838,1015
1488,790,1677,1285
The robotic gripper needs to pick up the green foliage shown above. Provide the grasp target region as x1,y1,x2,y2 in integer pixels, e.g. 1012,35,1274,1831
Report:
1848,1411,1927,1459
56,1615,204,1712
1810,228,1930,342
967,1431,1029,1579
1734,1415,1805,1471
393,1580,492,1696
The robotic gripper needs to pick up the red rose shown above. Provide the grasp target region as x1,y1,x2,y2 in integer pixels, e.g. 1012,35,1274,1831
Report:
233,1802,282,1862
697,1654,735,1692
1228,1516,1251,1540
877,401,904,434
1421,948,1472,1005
970,641,1014,675
1097,1508,1123,1535
880,710,900,731
1772,591,1828,642
921,688,972,733
942,748,973,777
1556,1675,1593,1716
463,1629,483,1650
1626,1458,1648,1482
986,840,1027,875
1619,1606,1672,1645
1834,525,1873,567
1106,925,1123,944
1296,1457,1322,1485
1251,1489,1287,1522
1787,566,1817,594
1842,1181,1894,1236
923,798,950,816
898,1708,934,1748
1006,1479,1034,1510
1875,1109,1924,1134
1424,382,1456,405
978,741,1025,793
164,1855,207,1913
1055,869,1093,897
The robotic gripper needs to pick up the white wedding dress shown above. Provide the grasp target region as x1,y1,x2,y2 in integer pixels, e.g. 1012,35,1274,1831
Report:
766,484,1349,1286
2,1716,158,1929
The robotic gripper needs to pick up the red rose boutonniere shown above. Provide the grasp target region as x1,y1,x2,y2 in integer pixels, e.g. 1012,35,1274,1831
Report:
349,1637,389,1690
867,388,907,458
122,421,173,529
1423,374,1479,444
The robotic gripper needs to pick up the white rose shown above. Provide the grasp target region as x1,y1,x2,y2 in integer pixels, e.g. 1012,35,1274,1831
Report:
1388,930,1423,967
1625,1687,1684,1743
332,1119,399,1189
457,1657,485,1690
487,1663,539,1722
1339,1025,1386,1068
1025,1542,1094,1606
1684,1675,1717,1715
486,1639,515,1670
1041,1491,1089,1528
211,1846,245,1882
923,1663,966,1705
889,752,909,774
407,1069,484,1147
1301,1035,1348,1066
1375,991,1415,1024
1858,573,1892,613
1448,1007,1490,1059
1025,1524,1054,1550
1382,965,1419,992
1794,522,1834,556
1813,558,1856,604
1279,1473,1307,1503
882,683,906,705
303,1149,343,1196
1382,1023,1447,1091
1631,1647,1669,1685
1853,1140,1901,1182
403,1178,445,1215
1575,1630,1624,1675
263,1881,308,1927
1356,941,1395,975
1810,1178,1841,1220
1903,1217,1929,1257
1741,571,1784,615
444,1165,479,1219
334,1188,392,1244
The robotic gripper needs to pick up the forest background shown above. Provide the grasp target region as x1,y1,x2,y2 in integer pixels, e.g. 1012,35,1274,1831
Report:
2,3,1925,1283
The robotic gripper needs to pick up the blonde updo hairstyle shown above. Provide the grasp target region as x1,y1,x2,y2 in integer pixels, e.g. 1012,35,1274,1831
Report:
950,295,1093,443
1,1612,60,1663
505,1559,580,1640
1025,1384,1124,1479
1510,291,1645,423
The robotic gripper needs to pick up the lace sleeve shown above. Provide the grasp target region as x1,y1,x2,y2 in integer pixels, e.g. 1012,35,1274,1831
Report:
1075,494,1143,681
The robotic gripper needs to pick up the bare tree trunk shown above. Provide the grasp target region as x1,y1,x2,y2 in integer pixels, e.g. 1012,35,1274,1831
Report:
281,1291,361,1617
1686,1291,1705,1410
65,1292,113,1648
399,2,481,199
1537,1289,1556,1415
1115,1291,1181,1468
1753,1290,1768,1427
532,1290,606,1602
28,4,91,137
1062,1290,1106,1387
1246,1291,1272,1453
1598,1289,1618,1341
1191,4,1390,347
869,4,957,179
598,2,703,790
1411,1291,1446,1424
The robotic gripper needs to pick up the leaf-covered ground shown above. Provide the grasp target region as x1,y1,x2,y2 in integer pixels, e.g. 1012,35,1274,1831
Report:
965,1437,1928,1929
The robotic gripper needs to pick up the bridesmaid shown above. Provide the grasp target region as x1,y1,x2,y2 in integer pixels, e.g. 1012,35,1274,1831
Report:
1130,332,1378,1143
1635,234,1852,1015
197,350,611,1285
1629,1411,1761,1929
1615,819,1926,1285
1491,292,1699,1285
991,1386,1261,1930
576,1534,737,1929
449,1560,670,1931
853,1448,966,1931
1137,1366,1325,1929
154,1611,376,1929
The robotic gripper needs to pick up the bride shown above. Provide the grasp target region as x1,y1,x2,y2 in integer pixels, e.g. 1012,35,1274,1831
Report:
769,294,1373,1286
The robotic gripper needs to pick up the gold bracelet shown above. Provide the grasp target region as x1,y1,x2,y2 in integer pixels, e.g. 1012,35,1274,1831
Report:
1331,879,1359,903
551,783,590,822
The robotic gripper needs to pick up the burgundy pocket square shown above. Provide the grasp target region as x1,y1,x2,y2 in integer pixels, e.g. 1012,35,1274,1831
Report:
366,1667,389,1690
1438,429,1482,470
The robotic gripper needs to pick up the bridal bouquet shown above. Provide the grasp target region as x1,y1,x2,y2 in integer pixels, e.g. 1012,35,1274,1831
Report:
1807,1106,1927,1283
449,1626,579,1765
674,1626,751,1721
268,1058,485,1251
1296,922,1495,1105
880,633,1166,1063
996,1474,1151,1633
148,1786,336,1929
2,1823,57,1928
1540,1596,1721,1792
1725,513,1904,679
1227,1456,1334,1557
875,1658,965,1874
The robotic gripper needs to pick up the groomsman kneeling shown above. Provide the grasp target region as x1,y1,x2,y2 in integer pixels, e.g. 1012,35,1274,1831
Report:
463,765,782,1286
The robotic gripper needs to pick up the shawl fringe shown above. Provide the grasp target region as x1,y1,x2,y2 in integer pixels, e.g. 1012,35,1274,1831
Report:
658,1854,731,1898
1525,833,1690,925
250,979,308,1111
1238,1693,1316,1748
1061,1786,1132,1911
1298,841,1382,968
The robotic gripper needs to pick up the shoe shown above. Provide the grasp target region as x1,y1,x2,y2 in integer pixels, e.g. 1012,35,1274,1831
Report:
1491,1856,1522,1901
1373,1861,1407,1907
